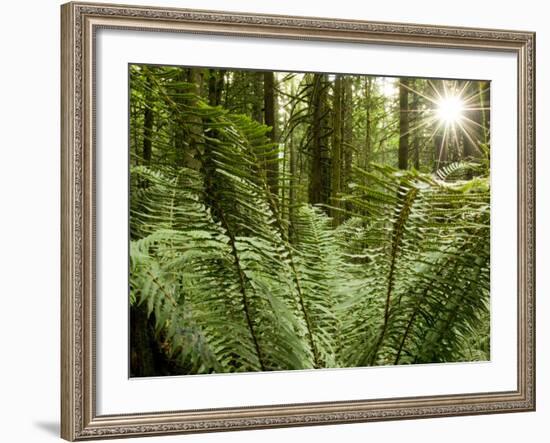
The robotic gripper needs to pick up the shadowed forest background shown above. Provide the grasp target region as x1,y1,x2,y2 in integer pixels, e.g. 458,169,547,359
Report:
129,64,491,377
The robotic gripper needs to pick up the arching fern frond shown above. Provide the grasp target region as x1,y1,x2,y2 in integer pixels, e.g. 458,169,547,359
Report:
129,82,318,372
129,65,491,375
337,164,490,367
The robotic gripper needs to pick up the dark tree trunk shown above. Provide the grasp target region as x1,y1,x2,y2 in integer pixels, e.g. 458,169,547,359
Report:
216,70,226,106
343,77,353,189
142,74,153,163
207,69,225,106
181,68,202,170
252,72,263,123
308,74,329,206
263,71,278,196
130,306,188,377
434,132,447,169
330,75,343,224
430,80,446,170
411,80,420,170
480,80,490,146
309,74,323,204
463,80,485,160
364,77,373,172
288,130,297,240
130,305,156,377
208,69,217,106
287,81,298,241
398,78,409,170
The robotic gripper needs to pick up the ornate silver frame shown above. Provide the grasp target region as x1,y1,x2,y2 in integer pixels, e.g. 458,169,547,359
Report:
61,2,536,440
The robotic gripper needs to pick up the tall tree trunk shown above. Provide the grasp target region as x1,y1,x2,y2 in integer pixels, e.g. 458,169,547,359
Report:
207,69,225,106
364,77,373,173
479,80,490,147
288,81,298,241
412,131,420,170
263,71,278,196
330,75,343,224
398,78,409,170
342,77,354,211
183,68,203,171
411,80,420,170
431,79,446,170
309,74,325,205
173,68,202,170
434,132,447,170
207,69,217,106
130,307,157,377
142,73,154,163
174,70,185,168
288,130,297,240
216,70,226,106
463,80,483,160
252,72,263,124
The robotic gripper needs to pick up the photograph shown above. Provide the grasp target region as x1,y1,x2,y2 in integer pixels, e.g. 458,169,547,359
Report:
57,3,536,440
128,64,491,377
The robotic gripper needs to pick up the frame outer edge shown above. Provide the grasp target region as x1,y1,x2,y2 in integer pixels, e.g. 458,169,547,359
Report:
528,31,536,411
61,2,77,441
60,1,536,439
518,31,535,411
532,31,536,411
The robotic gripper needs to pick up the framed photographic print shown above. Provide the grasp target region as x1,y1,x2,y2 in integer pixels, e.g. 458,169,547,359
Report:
61,1,536,440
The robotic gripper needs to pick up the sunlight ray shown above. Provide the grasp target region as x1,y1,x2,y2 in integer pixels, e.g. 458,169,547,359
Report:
462,107,491,111
398,115,438,139
451,124,461,156
456,120,482,153
461,86,490,106
437,125,449,166
427,81,443,100
456,80,471,99
397,81,440,105
460,115,487,130
424,120,445,146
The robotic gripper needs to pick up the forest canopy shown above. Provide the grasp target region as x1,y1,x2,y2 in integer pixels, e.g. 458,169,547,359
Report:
129,64,491,377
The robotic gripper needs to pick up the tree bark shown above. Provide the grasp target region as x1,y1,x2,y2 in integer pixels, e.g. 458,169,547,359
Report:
330,75,343,224
434,132,447,170
364,77,373,172
288,130,297,240
411,80,420,170
308,74,329,206
398,78,409,170
263,71,278,196
309,74,323,204
463,80,484,160
479,80,490,147
207,69,225,106
342,77,354,211
142,72,153,163
252,72,263,124
182,68,203,171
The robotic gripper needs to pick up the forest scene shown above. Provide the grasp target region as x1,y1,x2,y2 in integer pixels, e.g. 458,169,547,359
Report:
129,64,491,377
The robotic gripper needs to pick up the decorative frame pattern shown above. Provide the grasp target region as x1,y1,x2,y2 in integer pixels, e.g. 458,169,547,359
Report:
61,2,535,440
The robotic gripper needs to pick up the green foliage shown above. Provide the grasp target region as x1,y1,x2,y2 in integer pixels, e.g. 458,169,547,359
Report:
337,164,489,366
129,65,490,375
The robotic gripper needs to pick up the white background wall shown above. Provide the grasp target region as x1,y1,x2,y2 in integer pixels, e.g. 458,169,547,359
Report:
0,0,546,442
